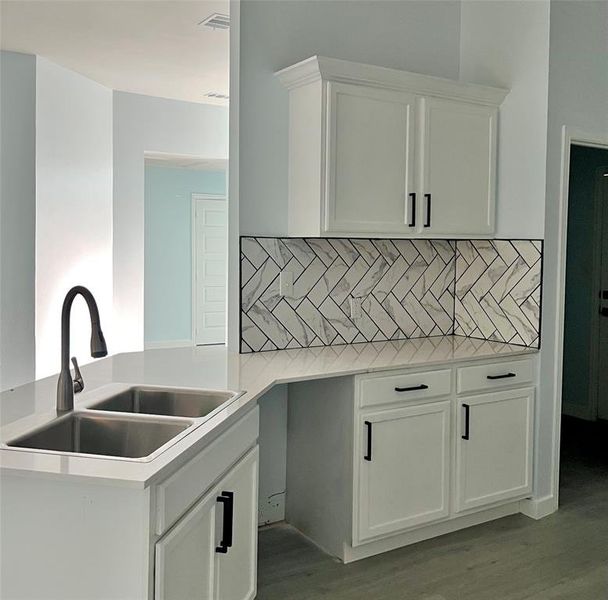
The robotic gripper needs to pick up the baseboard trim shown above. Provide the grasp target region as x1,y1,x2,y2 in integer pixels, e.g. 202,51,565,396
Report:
519,495,558,520
144,339,193,350
341,501,521,563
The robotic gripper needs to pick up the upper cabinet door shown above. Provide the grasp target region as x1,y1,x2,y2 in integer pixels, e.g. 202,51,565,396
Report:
325,82,416,235
419,97,497,236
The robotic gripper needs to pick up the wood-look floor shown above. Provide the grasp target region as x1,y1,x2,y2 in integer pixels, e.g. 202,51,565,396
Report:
257,416,608,600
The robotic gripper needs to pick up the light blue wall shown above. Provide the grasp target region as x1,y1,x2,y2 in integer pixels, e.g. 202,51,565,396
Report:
144,166,226,345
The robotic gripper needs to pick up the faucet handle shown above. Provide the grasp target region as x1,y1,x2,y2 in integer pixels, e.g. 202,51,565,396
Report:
71,357,84,393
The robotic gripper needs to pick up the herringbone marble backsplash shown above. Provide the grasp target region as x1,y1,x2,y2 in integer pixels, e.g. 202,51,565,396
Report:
240,237,542,353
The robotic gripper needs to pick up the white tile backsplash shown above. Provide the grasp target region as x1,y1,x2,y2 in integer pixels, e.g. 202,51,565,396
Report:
240,237,542,353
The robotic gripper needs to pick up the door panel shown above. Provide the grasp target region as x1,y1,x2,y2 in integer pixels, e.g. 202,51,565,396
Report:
155,491,216,600
325,82,416,234
195,196,227,345
214,447,259,600
420,97,496,235
456,388,534,512
355,401,450,544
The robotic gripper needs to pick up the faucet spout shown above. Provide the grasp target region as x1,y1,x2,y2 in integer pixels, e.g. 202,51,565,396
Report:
56,286,108,412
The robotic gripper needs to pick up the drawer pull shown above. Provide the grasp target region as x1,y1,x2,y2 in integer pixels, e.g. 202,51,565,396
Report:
394,384,429,392
364,421,372,461
215,491,234,554
408,192,416,227
462,404,470,440
486,372,516,380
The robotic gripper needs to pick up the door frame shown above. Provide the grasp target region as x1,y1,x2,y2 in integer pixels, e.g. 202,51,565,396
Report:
192,193,228,345
550,127,608,510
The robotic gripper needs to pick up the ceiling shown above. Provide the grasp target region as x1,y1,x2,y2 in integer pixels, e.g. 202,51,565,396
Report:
0,0,229,105
144,152,228,170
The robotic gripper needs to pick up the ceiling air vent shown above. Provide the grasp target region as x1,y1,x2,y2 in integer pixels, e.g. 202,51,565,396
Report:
204,92,229,100
199,13,230,30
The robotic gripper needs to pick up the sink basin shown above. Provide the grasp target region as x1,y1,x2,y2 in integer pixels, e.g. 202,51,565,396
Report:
6,412,192,460
88,386,238,419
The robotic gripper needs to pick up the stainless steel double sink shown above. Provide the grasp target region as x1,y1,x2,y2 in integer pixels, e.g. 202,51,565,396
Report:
5,386,243,462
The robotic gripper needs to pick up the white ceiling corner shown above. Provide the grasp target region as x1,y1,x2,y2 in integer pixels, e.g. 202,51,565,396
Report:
0,0,229,105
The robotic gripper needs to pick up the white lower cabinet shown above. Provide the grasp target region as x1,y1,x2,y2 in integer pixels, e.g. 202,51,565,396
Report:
355,402,450,543
455,388,534,513
286,357,537,563
155,446,259,600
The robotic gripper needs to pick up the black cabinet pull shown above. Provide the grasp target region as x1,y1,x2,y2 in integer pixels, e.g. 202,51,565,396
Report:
215,491,234,554
364,421,372,461
424,193,432,228
486,372,516,380
394,384,429,392
408,193,416,227
462,404,470,440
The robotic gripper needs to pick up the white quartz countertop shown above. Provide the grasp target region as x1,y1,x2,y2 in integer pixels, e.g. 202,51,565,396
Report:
0,335,538,487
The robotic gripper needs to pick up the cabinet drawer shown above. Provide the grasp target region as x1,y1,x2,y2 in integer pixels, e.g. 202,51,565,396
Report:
358,369,452,408
155,406,259,535
457,358,537,395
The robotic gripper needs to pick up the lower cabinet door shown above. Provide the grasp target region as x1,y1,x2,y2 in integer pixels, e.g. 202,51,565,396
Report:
155,446,259,600
355,401,451,544
456,388,534,513
214,446,259,600
155,488,217,600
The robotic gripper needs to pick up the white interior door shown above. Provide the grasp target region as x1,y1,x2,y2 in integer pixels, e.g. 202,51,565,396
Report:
194,194,227,345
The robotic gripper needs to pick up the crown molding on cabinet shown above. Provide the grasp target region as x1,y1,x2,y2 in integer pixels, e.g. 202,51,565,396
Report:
275,55,509,107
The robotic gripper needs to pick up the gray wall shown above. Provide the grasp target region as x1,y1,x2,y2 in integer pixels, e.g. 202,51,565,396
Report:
539,0,608,501
238,0,462,236
0,51,36,391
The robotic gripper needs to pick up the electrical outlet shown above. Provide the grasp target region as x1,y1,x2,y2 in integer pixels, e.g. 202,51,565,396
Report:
280,271,294,297
349,296,362,320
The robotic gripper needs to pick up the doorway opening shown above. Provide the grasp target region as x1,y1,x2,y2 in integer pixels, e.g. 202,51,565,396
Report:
143,153,228,349
560,143,608,508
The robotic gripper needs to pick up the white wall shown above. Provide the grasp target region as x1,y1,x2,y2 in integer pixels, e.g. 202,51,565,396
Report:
0,51,36,390
539,0,608,503
238,0,462,236
236,0,463,524
460,0,550,239
113,92,228,354
35,58,114,379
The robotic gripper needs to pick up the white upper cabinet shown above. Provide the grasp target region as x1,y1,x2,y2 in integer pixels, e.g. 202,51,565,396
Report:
276,56,508,238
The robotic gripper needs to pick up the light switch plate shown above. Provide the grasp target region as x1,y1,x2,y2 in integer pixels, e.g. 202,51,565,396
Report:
280,271,294,297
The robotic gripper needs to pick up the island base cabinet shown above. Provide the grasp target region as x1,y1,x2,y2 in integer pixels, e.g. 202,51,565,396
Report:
455,389,534,513
155,446,259,600
354,402,451,544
